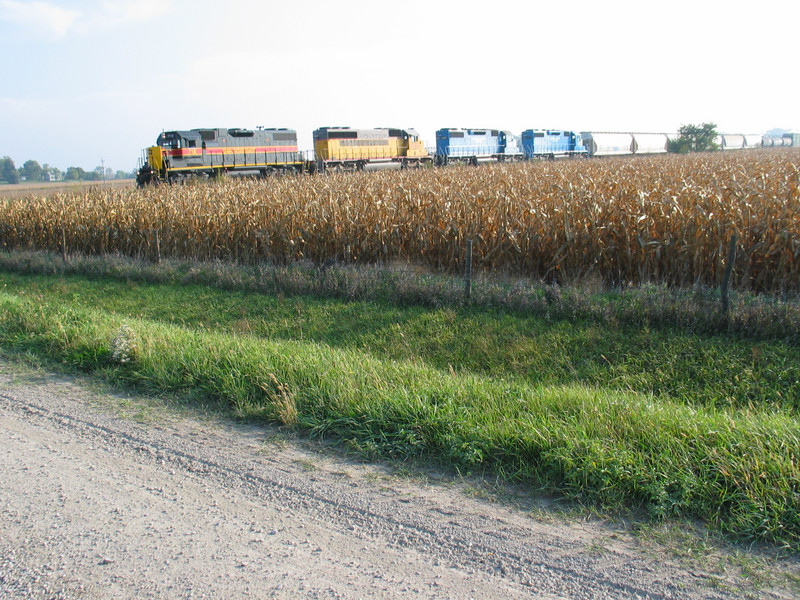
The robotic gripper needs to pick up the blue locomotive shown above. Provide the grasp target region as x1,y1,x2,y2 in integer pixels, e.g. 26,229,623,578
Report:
434,129,523,166
521,130,588,159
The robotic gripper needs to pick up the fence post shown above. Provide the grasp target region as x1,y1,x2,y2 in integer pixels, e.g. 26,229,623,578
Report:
464,239,473,302
720,234,737,314
152,229,161,264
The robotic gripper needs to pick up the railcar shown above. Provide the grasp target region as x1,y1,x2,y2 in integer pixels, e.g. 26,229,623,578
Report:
434,129,523,166
785,133,800,147
631,133,669,154
580,132,635,157
763,134,798,148
579,132,674,157
312,127,431,171
719,134,745,150
763,136,788,147
713,133,770,151
521,130,588,159
136,127,302,185
743,134,763,149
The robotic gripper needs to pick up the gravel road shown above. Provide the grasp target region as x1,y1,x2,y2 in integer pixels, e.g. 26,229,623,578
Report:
0,359,795,599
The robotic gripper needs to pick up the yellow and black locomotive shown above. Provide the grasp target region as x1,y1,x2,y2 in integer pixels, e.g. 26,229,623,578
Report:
136,127,303,185
312,127,431,172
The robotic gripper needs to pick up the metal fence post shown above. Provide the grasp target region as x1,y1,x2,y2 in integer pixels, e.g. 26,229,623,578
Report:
464,239,473,302
721,234,737,314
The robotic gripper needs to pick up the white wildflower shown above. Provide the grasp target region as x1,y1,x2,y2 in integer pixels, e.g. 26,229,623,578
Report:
111,323,138,364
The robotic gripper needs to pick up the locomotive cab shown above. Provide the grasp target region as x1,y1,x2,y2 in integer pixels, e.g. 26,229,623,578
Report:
157,131,203,151
404,129,428,158
157,131,181,149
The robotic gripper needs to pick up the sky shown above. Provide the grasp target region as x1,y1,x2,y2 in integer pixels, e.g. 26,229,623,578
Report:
1,0,798,173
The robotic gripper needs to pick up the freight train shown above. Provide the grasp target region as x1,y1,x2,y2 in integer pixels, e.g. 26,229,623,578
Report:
136,126,794,185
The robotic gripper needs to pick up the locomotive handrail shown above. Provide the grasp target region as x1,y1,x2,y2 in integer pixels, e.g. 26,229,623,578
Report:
436,145,500,157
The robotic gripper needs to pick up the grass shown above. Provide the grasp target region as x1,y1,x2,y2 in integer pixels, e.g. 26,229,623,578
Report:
0,253,798,549
1,268,798,412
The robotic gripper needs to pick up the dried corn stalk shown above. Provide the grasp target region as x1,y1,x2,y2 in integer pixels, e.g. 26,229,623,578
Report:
1,149,798,292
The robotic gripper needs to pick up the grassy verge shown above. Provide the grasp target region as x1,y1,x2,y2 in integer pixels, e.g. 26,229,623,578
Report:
0,254,798,548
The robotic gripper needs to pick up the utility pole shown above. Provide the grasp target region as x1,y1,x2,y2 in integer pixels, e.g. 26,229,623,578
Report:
101,157,106,183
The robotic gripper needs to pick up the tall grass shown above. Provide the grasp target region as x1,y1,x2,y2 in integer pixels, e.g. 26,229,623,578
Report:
1,249,799,346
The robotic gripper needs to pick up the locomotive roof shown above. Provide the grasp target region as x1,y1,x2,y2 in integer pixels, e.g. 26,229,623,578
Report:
314,127,419,137
437,128,501,135
160,127,296,137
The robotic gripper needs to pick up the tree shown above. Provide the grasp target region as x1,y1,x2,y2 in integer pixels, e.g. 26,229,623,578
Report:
1,156,20,184
45,165,62,181
668,123,719,153
20,159,44,182
64,166,86,181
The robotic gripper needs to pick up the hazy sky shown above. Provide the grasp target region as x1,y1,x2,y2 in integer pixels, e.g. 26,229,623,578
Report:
1,0,798,172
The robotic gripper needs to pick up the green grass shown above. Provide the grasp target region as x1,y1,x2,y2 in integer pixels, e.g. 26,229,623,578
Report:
3,271,798,412
0,261,799,548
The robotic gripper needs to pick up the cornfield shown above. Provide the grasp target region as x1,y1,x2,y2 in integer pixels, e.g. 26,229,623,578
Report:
1,149,799,292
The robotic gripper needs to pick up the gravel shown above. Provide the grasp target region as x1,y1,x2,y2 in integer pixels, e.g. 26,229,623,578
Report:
0,359,795,599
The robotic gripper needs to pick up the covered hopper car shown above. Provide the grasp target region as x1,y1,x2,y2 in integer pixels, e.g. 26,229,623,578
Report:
580,132,635,157
632,133,670,154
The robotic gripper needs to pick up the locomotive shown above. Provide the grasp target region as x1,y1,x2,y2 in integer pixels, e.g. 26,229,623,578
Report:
136,127,303,185
521,130,588,159
434,129,523,165
312,127,431,171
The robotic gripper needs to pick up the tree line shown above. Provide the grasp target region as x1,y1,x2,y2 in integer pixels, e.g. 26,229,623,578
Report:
0,156,135,184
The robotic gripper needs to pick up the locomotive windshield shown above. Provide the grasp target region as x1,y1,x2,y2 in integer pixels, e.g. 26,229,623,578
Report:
157,132,181,149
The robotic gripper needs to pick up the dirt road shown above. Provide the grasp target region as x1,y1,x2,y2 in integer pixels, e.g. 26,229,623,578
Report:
0,360,795,599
